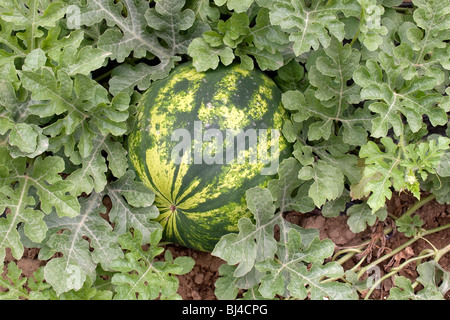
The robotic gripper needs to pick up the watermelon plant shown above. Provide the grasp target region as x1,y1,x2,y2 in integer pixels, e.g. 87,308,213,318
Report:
0,0,449,300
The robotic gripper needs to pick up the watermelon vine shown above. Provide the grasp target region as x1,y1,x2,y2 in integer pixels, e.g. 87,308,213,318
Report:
0,0,449,300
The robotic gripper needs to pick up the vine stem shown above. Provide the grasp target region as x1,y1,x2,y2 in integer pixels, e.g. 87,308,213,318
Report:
363,251,436,300
399,193,436,219
94,69,113,83
393,6,415,12
434,244,450,263
357,223,450,280
334,193,437,269
350,9,364,47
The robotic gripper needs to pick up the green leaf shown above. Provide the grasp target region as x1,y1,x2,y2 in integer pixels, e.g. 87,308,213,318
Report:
352,136,450,213
22,49,47,71
346,203,387,233
282,88,372,146
353,56,447,138
270,0,360,56
75,0,205,84
21,68,129,137
65,133,129,196
246,187,276,225
19,66,131,192
213,158,320,297
0,262,29,299
214,264,240,300
308,38,361,106
145,0,210,55
248,8,290,56
7,123,39,154
235,46,284,71
0,148,80,261
217,12,250,48
41,27,84,61
105,171,161,244
422,175,450,205
0,82,49,157
111,229,194,300
212,182,315,276
31,169,159,296
274,60,305,92
188,38,234,71
75,0,163,62
356,0,388,51
190,7,290,72
214,0,255,13
58,45,111,76
39,193,123,295
256,230,356,299
27,267,56,300
286,261,355,300
401,136,449,181
395,214,423,237
0,0,67,53
388,276,443,300
436,152,450,177
108,61,178,96
321,193,350,218
416,261,450,298
351,138,403,213
186,0,220,24
266,158,315,213
298,160,344,208
51,276,113,300
212,211,270,278
43,236,94,296
392,0,450,82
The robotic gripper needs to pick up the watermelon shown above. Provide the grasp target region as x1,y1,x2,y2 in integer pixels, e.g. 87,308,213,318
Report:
127,62,290,251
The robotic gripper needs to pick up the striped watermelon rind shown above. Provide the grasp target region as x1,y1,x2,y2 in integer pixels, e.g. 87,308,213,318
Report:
127,62,290,251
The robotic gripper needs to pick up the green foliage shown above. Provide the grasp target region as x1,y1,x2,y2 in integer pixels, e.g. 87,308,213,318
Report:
111,229,194,300
0,0,448,300
351,136,449,213
213,184,355,299
395,214,423,237
0,261,29,299
388,261,449,300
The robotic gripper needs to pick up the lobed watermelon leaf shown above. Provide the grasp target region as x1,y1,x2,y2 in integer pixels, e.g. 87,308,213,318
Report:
257,232,356,300
189,6,289,71
105,171,161,244
108,0,210,95
28,171,161,295
111,228,194,300
0,261,29,299
0,147,79,263
356,0,388,51
213,183,355,299
388,261,449,300
351,136,449,213
269,0,360,56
